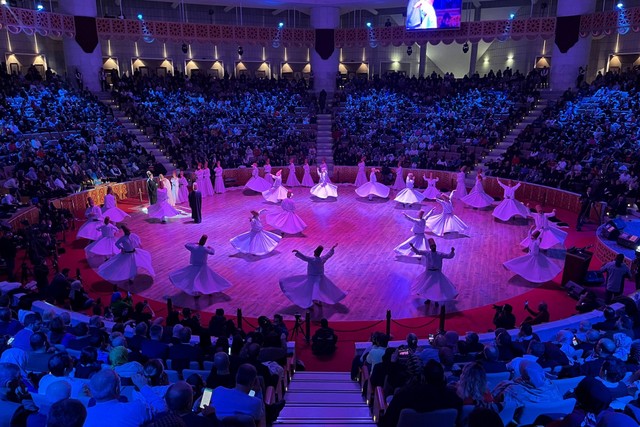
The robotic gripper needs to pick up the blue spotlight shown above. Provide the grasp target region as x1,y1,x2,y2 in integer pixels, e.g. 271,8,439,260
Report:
366,22,372,28
278,22,284,28
509,13,515,20
617,3,624,9
137,13,143,20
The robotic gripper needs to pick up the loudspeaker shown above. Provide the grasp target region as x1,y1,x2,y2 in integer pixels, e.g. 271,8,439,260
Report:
584,270,605,286
601,224,620,240
609,218,626,230
565,281,585,300
617,232,640,249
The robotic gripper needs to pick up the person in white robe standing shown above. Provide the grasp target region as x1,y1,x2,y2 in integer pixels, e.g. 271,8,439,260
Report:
462,170,494,209
101,186,130,223
310,167,338,199
214,161,226,194
454,167,468,199
85,217,120,260
262,170,289,203
97,225,155,283
410,239,457,307
147,180,180,223
195,164,207,198
492,179,530,221
394,209,434,256
426,191,469,236
169,235,232,296
202,161,215,197
392,162,405,190
394,173,425,207
354,157,367,187
159,174,175,206
77,197,103,240
178,171,189,203
422,173,441,200
286,160,301,187
267,191,307,236
505,229,562,283
279,244,346,308
264,159,273,186
355,168,390,200
170,171,181,204
301,159,315,187
230,209,282,256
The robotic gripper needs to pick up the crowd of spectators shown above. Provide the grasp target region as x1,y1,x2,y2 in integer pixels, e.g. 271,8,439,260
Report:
0,67,153,204
112,73,318,171
486,69,640,213
331,68,543,170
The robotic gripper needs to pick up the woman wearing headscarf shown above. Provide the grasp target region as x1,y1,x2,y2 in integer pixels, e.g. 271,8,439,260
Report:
493,360,561,406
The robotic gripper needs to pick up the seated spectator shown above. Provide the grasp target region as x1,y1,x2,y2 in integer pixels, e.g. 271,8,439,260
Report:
513,323,540,354
74,346,102,379
85,369,151,426
128,322,148,354
597,358,632,399
129,360,169,413
579,338,616,377
208,308,226,337
25,332,53,373
522,301,550,326
163,381,216,427
109,345,143,385
0,362,37,425
456,362,500,412
65,323,93,351
370,347,399,389
594,306,618,332
68,280,94,312
28,380,71,427
0,307,22,336
37,353,83,397
210,363,264,424
493,360,561,406
493,304,516,330
366,332,389,374
46,398,87,427
507,340,546,377
141,324,169,360
11,313,42,352
576,291,599,313
168,326,202,372
496,331,522,362
311,318,337,356
206,352,235,389
479,345,508,373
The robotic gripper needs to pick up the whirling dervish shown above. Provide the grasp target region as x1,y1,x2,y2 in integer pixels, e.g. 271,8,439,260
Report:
301,159,315,187
97,225,155,283
422,173,441,200
462,170,494,209
262,170,289,204
392,162,405,190
266,191,307,236
492,179,530,222
169,235,232,296
102,186,130,223
394,209,434,256
245,163,271,193
85,217,120,260
77,197,103,241
147,180,181,224
505,228,563,283
453,167,467,199
279,244,347,309
286,160,301,187
426,191,469,236
520,205,568,250
354,157,367,187
394,173,426,207
355,168,390,201
310,166,338,200
410,239,458,307
230,209,282,256
159,174,175,206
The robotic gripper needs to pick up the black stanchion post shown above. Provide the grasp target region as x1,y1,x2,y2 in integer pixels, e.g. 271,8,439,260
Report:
236,308,243,331
439,305,446,333
386,310,391,337
305,311,311,344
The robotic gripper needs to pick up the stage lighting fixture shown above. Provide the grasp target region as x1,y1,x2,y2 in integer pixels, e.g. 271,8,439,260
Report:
137,13,143,20
278,22,284,28
462,42,469,53
237,46,244,57
1,0,7,6
407,45,412,56
366,22,372,28
509,13,515,20
36,3,43,11
617,3,624,9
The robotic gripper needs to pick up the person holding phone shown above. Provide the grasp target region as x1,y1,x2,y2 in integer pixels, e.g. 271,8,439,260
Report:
210,364,264,423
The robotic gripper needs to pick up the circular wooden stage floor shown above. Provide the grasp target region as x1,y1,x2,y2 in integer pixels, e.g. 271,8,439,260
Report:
83,186,566,322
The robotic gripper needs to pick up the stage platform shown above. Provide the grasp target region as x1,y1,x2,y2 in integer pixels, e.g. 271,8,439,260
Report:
72,185,569,322
595,217,640,266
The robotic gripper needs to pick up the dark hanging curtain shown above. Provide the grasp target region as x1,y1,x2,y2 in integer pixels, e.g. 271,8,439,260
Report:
315,29,335,60
554,15,581,54
74,17,99,53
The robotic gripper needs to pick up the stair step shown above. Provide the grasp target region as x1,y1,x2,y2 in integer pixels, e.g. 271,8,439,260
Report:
285,393,364,405
287,381,360,392
292,372,352,381
276,423,376,426
278,406,372,421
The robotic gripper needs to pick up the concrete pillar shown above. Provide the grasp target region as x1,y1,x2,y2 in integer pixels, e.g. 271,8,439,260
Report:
310,7,340,94
468,6,481,77
418,44,427,77
58,0,103,92
550,0,596,91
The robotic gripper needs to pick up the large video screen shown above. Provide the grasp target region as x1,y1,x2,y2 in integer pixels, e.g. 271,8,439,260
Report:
406,0,462,30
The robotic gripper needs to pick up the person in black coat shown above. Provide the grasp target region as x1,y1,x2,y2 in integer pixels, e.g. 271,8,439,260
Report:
146,171,157,205
189,182,203,224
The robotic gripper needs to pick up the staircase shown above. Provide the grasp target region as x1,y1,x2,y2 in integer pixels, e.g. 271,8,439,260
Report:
315,113,334,176
467,90,564,184
277,371,376,426
93,92,175,173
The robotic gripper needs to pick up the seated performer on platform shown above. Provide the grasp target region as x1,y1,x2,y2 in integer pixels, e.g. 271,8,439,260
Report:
148,180,180,224
505,229,562,283
492,179,529,222
462,170,494,209
520,205,567,250
454,167,467,199
354,157,367,187
422,173,441,200
301,159,315,187
230,209,282,256
410,239,457,307
262,170,288,204
279,244,347,309
214,161,226,194
266,191,307,236
102,186,130,223
426,191,469,236
97,225,155,283
310,167,338,200
395,209,434,256
85,216,120,260
245,163,271,193
146,171,157,205
286,159,301,187
355,168,390,201
394,173,425,207
169,234,232,297
189,182,203,224
77,197,103,241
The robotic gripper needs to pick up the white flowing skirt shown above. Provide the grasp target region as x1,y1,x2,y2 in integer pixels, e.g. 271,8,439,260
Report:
262,185,289,203
412,270,458,302
266,211,307,234
492,199,530,221
214,178,226,194
85,236,119,257
203,178,215,197
454,181,467,199
178,187,189,204
394,188,425,205
169,264,232,296
245,176,271,193
310,182,338,199
425,213,469,236
77,220,102,240
97,249,155,281
279,275,347,308
286,172,301,187
148,202,180,219
392,175,405,190
521,226,568,250
422,186,441,200
462,190,494,209
230,229,281,255
102,207,130,223
355,182,390,199
503,252,562,283
394,233,429,256
354,171,367,187
301,172,315,187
